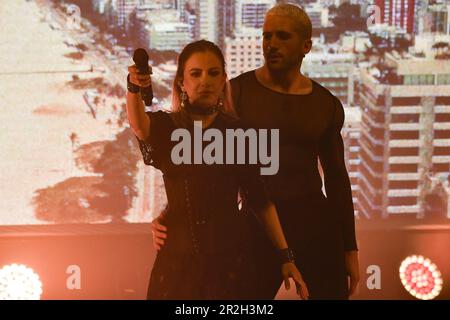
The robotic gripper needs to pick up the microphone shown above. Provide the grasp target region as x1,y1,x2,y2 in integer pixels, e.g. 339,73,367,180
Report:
133,48,153,106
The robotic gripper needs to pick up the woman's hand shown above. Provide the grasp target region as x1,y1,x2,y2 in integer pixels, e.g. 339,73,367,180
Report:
151,216,168,251
128,65,152,88
281,262,309,300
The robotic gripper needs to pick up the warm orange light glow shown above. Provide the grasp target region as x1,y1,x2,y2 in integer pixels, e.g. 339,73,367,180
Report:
0,264,43,300
399,255,443,300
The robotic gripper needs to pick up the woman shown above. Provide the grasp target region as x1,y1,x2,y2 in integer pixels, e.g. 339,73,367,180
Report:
126,40,309,300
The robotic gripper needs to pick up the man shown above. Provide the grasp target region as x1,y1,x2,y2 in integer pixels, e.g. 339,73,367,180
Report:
152,3,359,300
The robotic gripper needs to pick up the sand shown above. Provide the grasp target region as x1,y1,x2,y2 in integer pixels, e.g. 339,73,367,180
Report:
0,0,128,225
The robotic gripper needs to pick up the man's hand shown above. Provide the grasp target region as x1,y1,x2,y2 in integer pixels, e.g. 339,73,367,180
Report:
151,217,167,251
345,250,360,297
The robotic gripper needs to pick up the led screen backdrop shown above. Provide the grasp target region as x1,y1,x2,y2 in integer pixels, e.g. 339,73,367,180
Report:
1,0,449,228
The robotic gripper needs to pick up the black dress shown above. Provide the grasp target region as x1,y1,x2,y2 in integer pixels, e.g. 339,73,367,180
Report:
231,70,358,299
136,110,270,300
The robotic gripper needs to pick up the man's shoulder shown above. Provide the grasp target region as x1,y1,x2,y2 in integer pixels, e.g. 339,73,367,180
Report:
230,70,256,85
311,79,335,99
311,79,343,107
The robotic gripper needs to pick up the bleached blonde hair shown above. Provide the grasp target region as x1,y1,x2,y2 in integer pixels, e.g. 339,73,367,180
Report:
265,3,312,39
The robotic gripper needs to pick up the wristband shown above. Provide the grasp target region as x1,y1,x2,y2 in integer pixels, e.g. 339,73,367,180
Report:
279,248,295,264
127,73,140,94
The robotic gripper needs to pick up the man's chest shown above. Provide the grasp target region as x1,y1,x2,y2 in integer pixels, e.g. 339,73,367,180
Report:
237,93,331,145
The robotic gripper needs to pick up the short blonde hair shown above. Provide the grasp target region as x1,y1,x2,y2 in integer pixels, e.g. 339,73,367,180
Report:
265,3,312,39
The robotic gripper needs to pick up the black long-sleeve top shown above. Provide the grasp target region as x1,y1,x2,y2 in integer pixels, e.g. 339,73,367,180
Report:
135,111,270,254
230,71,358,251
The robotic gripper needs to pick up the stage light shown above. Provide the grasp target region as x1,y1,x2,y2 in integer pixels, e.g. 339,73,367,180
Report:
0,264,43,300
399,255,443,300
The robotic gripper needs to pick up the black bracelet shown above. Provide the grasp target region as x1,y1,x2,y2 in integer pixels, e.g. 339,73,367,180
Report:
278,248,295,264
127,74,140,94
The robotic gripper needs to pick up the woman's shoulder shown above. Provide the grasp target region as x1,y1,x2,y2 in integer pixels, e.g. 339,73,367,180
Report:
145,108,171,120
146,108,177,128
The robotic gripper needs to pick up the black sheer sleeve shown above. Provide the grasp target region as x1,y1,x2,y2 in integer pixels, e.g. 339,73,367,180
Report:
238,163,272,216
135,110,172,170
318,96,358,251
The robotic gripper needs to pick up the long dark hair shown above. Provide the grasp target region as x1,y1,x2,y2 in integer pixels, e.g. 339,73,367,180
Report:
170,40,236,127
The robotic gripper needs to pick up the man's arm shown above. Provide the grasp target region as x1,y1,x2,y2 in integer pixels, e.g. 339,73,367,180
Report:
151,206,168,251
318,96,360,296
318,96,358,251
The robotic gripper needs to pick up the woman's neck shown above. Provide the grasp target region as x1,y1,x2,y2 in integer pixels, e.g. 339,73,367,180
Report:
189,112,219,128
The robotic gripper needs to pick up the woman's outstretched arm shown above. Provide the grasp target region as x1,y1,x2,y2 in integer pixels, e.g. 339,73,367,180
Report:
126,65,151,141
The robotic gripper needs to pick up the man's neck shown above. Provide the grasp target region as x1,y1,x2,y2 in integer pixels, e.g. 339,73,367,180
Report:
256,65,312,95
